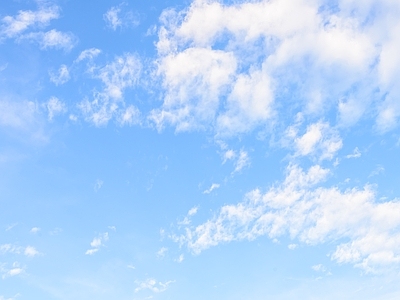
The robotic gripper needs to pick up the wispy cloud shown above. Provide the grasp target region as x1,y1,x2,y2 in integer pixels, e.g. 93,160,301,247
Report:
346,147,361,159
49,64,70,85
104,4,140,31
0,244,39,257
134,278,174,293
203,183,220,194
0,5,59,39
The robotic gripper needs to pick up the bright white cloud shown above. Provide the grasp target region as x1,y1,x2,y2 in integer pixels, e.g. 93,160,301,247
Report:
284,121,342,161
173,163,400,272
134,278,174,293
50,65,70,85
151,0,400,135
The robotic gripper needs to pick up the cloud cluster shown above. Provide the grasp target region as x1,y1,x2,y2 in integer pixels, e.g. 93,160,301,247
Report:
0,244,39,257
173,163,400,273
0,4,77,50
150,0,400,135
78,52,142,126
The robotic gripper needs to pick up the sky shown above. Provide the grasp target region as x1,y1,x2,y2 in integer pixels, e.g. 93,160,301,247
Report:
1,0,400,299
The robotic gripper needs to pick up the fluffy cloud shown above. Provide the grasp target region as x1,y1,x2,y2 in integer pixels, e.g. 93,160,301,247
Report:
173,163,400,272
284,120,343,161
151,0,400,135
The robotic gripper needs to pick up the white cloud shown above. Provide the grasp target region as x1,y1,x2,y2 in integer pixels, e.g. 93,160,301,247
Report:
7,267,23,277
222,149,235,164
118,105,141,126
203,183,220,194
50,64,70,85
288,244,297,250
21,29,77,51
284,121,342,161
134,278,174,293
78,53,142,126
104,6,122,31
85,232,109,255
0,5,59,39
45,97,66,121
157,247,168,258
0,244,39,257
346,147,361,159
75,48,101,63
175,254,184,263
151,0,400,135
24,246,39,257
104,5,139,31
30,227,40,234
172,162,400,272
233,150,250,173
178,206,199,226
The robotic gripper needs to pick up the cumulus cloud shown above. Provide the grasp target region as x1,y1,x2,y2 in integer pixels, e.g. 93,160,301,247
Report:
284,120,342,161
172,163,400,273
150,0,400,135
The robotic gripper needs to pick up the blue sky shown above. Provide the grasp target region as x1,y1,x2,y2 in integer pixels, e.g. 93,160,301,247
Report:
1,0,400,299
